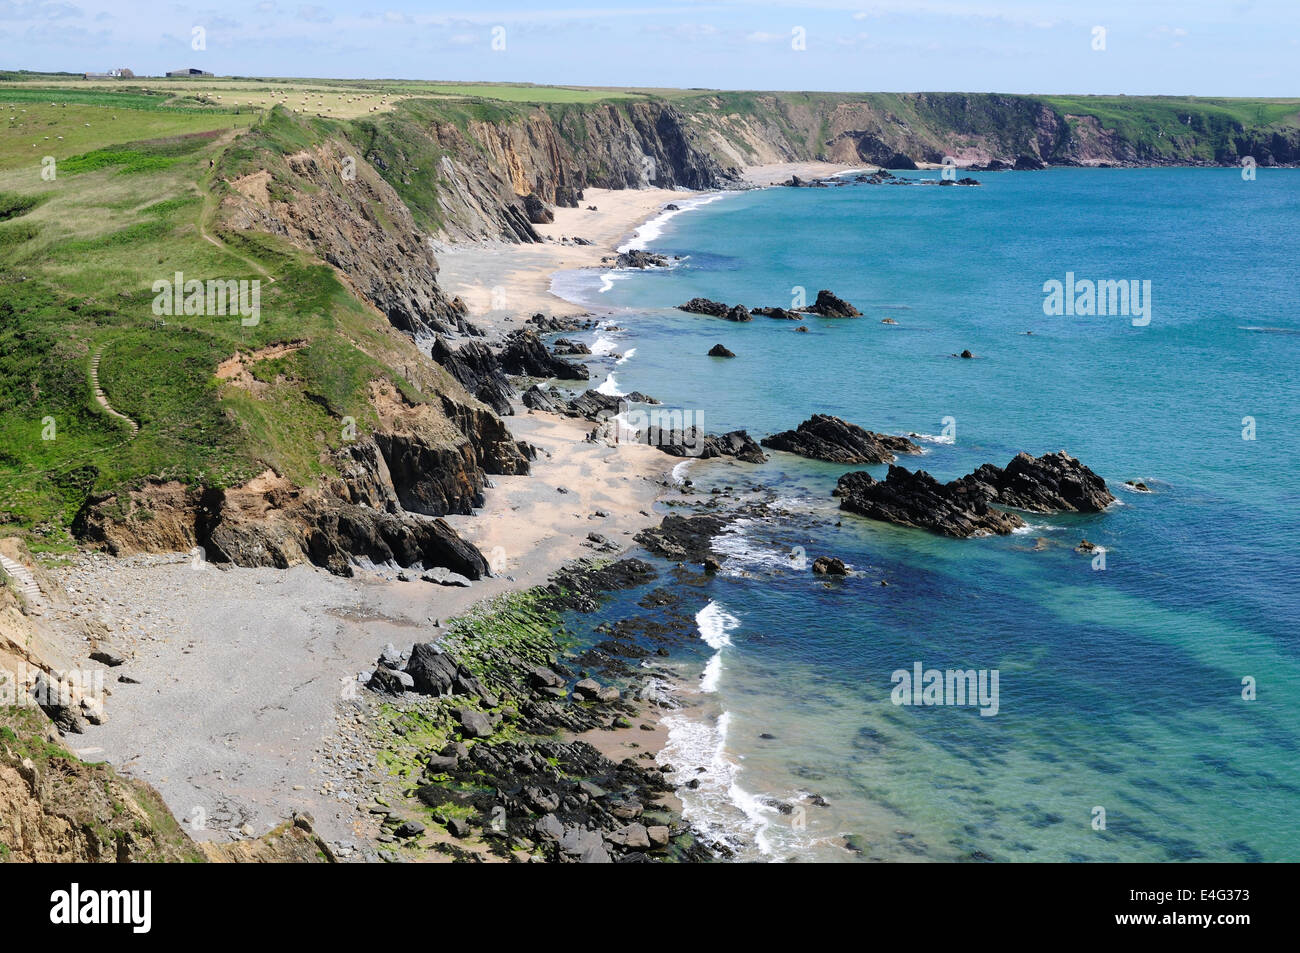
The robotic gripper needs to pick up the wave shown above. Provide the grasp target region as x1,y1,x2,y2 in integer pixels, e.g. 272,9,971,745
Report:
696,600,739,651
670,459,693,485
712,519,810,574
616,347,636,365
658,710,776,856
618,192,732,253
595,372,625,397
910,431,955,445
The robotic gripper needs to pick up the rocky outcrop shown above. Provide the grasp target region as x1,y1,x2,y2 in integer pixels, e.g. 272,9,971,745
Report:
707,344,735,358
642,428,767,464
677,298,732,318
835,467,1025,537
430,336,514,416
834,451,1114,537
498,329,590,381
762,415,921,464
612,249,670,269
953,451,1116,514
523,193,554,224
806,290,861,318
219,138,472,339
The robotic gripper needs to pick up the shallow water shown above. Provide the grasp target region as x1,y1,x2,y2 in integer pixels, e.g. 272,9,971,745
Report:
554,168,1300,862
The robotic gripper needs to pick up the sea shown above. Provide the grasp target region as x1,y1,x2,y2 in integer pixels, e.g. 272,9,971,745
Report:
546,167,1300,862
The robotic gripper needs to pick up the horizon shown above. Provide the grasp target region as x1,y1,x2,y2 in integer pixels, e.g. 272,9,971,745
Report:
2,1,1298,98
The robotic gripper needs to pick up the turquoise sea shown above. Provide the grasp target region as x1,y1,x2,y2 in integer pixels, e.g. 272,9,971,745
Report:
551,168,1300,862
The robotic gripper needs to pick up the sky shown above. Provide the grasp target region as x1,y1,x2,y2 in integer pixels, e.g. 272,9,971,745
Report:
2,0,1297,96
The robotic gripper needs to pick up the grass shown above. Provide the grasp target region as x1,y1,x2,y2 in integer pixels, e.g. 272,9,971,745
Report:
0,103,444,548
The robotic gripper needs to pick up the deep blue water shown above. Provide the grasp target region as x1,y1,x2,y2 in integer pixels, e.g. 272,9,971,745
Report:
554,168,1300,862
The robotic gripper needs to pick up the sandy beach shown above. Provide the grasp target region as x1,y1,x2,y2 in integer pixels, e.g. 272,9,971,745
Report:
433,186,695,326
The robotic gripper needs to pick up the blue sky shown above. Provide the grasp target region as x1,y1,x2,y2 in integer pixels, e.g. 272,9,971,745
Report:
3,1,1297,95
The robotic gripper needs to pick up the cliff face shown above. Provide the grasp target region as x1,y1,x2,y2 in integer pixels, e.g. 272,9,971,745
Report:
351,99,742,242
336,92,1298,243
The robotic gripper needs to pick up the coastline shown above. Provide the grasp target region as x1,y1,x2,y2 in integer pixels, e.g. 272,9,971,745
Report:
28,160,857,861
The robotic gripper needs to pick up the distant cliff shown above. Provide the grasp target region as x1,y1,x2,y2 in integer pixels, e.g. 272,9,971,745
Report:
335,92,1299,242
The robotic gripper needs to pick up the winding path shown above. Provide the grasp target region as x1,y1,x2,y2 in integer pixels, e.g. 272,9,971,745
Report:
91,345,140,439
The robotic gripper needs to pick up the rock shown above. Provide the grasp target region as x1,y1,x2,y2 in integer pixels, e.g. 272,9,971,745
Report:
393,820,425,839
455,708,495,739
534,813,564,842
881,317,897,324
405,643,488,699
806,289,861,318
615,249,669,269
523,192,554,224
676,297,732,318
89,650,124,667
835,467,1026,538
423,754,459,775
521,384,563,413
1076,539,1097,553
725,304,752,322
959,349,974,359
378,643,403,668
752,306,802,320
367,666,409,695
703,557,722,573
835,451,1114,537
884,152,918,170
707,344,736,358
430,336,514,416
645,427,767,464
498,329,589,380
446,817,471,838
811,556,848,575
1126,480,1151,492
794,325,809,333
762,415,922,464
647,825,671,848
551,337,591,355
1014,154,1047,170
421,566,473,587
572,677,602,700
607,823,651,850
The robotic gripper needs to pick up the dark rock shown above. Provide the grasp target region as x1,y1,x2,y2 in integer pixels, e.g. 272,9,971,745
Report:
959,349,974,359
615,249,669,269
725,304,752,322
523,193,554,224
1014,154,1047,170
708,344,736,358
393,820,425,839
521,384,564,414
430,336,514,416
89,651,124,667
806,289,861,318
751,306,802,320
498,329,589,381
677,298,731,318
456,707,495,739
811,556,848,575
795,325,809,333
835,451,1114,537
762,415,921,464
367,666,410,695
703,557,722,573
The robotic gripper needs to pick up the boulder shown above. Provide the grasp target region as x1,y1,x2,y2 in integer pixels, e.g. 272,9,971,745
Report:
811,556,848,575
455,707,495,739
708,344,736,358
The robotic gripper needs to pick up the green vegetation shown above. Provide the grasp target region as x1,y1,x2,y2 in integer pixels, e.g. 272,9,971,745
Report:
0,103,441,550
